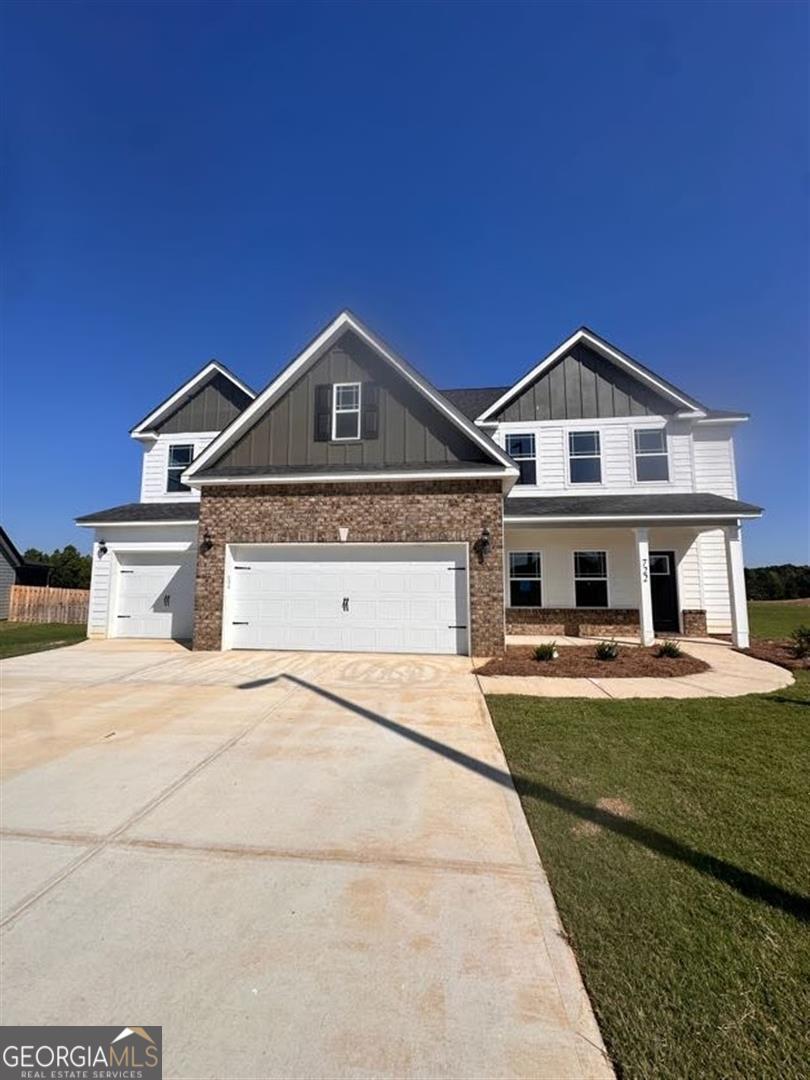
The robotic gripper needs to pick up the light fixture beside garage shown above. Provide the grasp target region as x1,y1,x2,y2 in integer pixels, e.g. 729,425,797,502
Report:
473,527,491,564
97,540,108,558
200,529,213,554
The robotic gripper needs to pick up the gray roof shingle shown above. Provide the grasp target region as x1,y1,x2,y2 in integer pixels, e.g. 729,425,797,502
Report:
75,502,200,525
504,493,762,520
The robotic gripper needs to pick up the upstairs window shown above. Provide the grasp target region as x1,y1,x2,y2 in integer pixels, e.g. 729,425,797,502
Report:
505,433,537,485
574,551,608,607
509,552,542,607
167,444,193,493
569,431,602,484
634,428,669,482
332,382,361,440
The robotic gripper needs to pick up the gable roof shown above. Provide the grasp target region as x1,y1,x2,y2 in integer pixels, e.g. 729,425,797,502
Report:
0,526,23,568
476,327,708,422
130,360,256,438
182,310,519,485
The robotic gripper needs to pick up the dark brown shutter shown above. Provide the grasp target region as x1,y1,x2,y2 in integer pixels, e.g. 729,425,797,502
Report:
314,384,332,441
361,382,380,440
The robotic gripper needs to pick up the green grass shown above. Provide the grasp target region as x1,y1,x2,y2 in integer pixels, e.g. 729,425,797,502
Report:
0,621,86,659
748,601,810,641
488,673,810,1080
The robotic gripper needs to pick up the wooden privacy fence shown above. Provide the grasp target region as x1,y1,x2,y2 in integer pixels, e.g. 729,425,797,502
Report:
9,585,89,624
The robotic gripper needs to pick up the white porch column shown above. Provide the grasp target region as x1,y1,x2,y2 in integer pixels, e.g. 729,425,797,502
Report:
724,523,750,648
634,527,655,646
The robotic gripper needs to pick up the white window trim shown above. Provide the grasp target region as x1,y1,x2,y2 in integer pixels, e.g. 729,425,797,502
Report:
331,382,362,441
505,433,537,486
167,443,194,494
567,430,603,487
572,549,610,608
633,426,671,485
508,550,543,609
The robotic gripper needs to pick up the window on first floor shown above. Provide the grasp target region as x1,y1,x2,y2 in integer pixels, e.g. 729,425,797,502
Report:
509,551,542,607
569,430,602,484
332,382,361,440
167,444,193,493
634,428,669,482
574,550,608,607
505,433,537,485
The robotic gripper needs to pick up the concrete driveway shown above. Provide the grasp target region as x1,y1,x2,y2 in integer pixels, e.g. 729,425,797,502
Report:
1,642,611,1079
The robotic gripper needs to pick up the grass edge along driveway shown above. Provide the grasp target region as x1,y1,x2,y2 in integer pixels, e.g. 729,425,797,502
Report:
488,672,810,1080
0,622,86,659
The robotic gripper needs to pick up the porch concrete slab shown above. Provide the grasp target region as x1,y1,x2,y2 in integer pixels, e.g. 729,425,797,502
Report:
1,845,608,1079
0,836,92,920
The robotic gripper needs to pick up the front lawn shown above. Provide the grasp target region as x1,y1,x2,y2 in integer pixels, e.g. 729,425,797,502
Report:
488,673,810,1080
748,600,810,640
0,621,86,659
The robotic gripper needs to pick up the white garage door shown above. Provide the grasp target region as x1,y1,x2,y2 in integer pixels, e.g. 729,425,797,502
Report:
226,544,468,655
114,553,196,639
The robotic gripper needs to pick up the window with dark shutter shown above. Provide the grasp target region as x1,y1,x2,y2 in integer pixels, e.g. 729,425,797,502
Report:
362,383,380,439
314,384,332,442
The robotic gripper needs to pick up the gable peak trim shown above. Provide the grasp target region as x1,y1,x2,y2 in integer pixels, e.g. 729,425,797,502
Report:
182,310,519,483
130,359,256,439
476,327,706,421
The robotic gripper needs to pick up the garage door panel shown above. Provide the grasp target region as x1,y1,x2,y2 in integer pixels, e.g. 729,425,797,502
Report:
115,553,195,640
226,544,468,655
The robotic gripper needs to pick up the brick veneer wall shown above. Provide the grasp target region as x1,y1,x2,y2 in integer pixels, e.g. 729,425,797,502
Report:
193,480,505,655
507,607,640,637
507,607,708,637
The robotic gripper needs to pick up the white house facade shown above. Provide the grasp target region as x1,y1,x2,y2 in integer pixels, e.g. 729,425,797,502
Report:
76,314,761,654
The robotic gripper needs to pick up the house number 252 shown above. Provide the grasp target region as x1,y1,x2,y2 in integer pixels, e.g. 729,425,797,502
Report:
642,557,649,583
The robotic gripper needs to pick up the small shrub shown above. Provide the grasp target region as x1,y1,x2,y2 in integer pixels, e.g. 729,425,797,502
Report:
790,625,810,659
595,639,620,661
656,639,683,658
534,642,559,662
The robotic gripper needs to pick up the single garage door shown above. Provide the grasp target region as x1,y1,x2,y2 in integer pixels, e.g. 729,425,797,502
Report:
114,552,196,639
226,544,469,655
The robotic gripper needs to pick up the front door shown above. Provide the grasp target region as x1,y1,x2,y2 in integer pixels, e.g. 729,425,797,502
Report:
650,551,679,633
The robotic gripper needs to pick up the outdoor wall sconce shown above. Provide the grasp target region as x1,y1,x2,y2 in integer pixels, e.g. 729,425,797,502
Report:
473,526,492,564
97,540,108,558
199,530,214,554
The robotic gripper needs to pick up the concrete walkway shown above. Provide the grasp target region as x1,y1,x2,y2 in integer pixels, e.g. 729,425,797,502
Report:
0,641,612,1079
480,637,794,698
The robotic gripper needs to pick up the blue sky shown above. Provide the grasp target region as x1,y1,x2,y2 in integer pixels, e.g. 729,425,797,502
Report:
2,0,808,564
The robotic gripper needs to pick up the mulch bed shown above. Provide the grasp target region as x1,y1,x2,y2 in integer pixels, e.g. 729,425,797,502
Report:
740,641,810,672
475,644,710,678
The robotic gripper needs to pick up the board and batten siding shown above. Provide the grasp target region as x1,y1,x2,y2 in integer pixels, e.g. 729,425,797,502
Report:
86,525,199,637
215,329,491,472
140,433,218,503
151,370,252,435
0,547,16,619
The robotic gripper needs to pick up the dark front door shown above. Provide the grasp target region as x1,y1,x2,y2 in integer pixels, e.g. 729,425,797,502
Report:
650,551,679,632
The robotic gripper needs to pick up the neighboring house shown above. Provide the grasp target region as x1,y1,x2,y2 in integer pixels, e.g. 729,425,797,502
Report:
76,311,761,654
0,527,51,619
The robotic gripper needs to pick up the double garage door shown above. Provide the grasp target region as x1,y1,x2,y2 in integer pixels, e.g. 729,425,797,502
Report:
225,544,469,655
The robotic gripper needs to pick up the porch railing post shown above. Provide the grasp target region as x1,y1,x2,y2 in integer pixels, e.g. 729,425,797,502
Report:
724,522,750,649
633,527,655,646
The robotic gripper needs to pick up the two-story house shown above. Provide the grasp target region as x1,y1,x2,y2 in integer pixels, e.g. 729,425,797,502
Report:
76,311,761,654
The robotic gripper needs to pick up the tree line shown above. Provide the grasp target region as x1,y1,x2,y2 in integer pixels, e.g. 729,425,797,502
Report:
745,564,810,601
23,545,92,590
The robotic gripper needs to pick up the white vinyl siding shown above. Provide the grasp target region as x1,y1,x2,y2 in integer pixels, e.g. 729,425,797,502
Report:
0,548,16,619
86,525,198,638
504,526,727,628
692,426,738,497
140,433,219,503
497,416,697,496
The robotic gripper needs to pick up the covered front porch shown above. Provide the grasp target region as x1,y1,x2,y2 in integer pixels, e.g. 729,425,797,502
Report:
503,494,762,648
